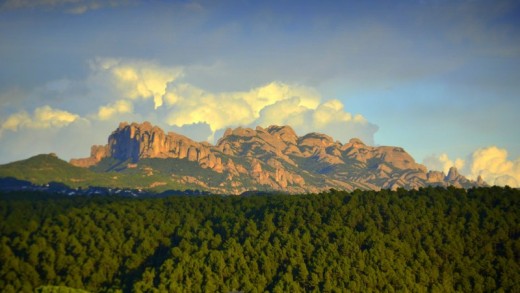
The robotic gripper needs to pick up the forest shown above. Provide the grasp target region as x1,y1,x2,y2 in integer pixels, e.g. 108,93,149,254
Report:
0,186,519,292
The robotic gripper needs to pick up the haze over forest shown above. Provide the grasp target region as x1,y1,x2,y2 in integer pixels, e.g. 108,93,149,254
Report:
0,0,519,187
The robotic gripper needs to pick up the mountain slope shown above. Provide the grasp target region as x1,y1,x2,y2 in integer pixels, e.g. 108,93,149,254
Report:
66,122,486,194
0,153,191,191
0,153,94,186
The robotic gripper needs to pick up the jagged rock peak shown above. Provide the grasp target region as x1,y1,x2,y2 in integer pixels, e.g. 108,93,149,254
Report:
223,128,233,137
118,121,129,129
266,125,298,145
298,132,334,147
69,121,487,193
229,127,257,137
348,138,365,146
113,121,164,142
476,175,488,186
446,167,461,181
218,125,299,146
266,125,296,135
117,121,158,130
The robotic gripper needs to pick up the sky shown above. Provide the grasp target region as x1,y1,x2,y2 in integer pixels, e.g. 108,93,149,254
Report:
0,0,519,186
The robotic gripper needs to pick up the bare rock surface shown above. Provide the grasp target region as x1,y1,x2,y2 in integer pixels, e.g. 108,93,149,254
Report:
71,121,486,194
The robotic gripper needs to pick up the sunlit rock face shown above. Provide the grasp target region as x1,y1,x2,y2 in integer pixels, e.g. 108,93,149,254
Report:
71,121,486,194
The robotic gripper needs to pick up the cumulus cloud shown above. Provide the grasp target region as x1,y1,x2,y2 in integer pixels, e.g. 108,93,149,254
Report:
0,57,380,161
257,97,378,144
423,153,465,174
255,97,310,127
7,58,377,145
164,82,320,132
1,106,79,133
467,146,520,187
163,81,378,143
424,146,520,187
97,100,133,120
90,58,183,109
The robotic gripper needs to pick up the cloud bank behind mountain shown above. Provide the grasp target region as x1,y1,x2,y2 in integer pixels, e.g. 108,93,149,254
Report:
0,57,378,162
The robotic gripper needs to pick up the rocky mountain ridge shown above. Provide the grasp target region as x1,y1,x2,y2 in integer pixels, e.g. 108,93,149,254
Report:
70,121,486,194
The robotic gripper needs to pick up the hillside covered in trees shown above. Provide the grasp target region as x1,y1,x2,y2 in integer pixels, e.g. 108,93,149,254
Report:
0,187,519,292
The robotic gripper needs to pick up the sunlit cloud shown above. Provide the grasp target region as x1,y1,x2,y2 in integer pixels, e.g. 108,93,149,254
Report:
164,81,378,143
423,153,465,174
467,146,520,187
1,105,79,133
97,100,133,120
89,58,183,109
164,81,319,131
424,147,520,187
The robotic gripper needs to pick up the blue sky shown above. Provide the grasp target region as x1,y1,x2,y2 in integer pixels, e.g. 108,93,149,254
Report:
1,0,519,186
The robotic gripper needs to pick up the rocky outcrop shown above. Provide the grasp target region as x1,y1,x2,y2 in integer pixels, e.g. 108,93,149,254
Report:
477,175,488,186
444,167,474,188
73,121,224,172
446,167,463,182
69,145,108,167
426,171,445,183
71,121,486,194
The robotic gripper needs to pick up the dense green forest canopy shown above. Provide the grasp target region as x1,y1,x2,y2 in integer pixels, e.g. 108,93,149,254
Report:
1,186,519,292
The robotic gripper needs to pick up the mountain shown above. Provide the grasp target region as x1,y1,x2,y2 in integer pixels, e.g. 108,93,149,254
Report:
66,122,485,194
0,153,191,192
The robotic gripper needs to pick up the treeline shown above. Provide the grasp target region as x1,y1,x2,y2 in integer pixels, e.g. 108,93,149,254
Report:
0,186,519,292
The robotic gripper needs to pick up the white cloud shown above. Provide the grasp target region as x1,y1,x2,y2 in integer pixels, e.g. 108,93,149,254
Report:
467,146,520,187
1,105,79,132
255,97,311,128
423,153,465,174
90,58,183,109
494,175,518,187
164,81,378,144
424,146,520,187
248,82,320,112
0,58,380,161
164,82,320,132
164,83,254,135
256,97,378,144
68,59,375,144
1,111,31,131
97,100,133,120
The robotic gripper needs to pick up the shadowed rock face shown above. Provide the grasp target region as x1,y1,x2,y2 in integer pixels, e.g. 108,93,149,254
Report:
71,121,486,194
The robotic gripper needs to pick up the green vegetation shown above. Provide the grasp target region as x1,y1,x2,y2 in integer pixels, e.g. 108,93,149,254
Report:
0,187,519,292
0,154,191,192
0,154,97,186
